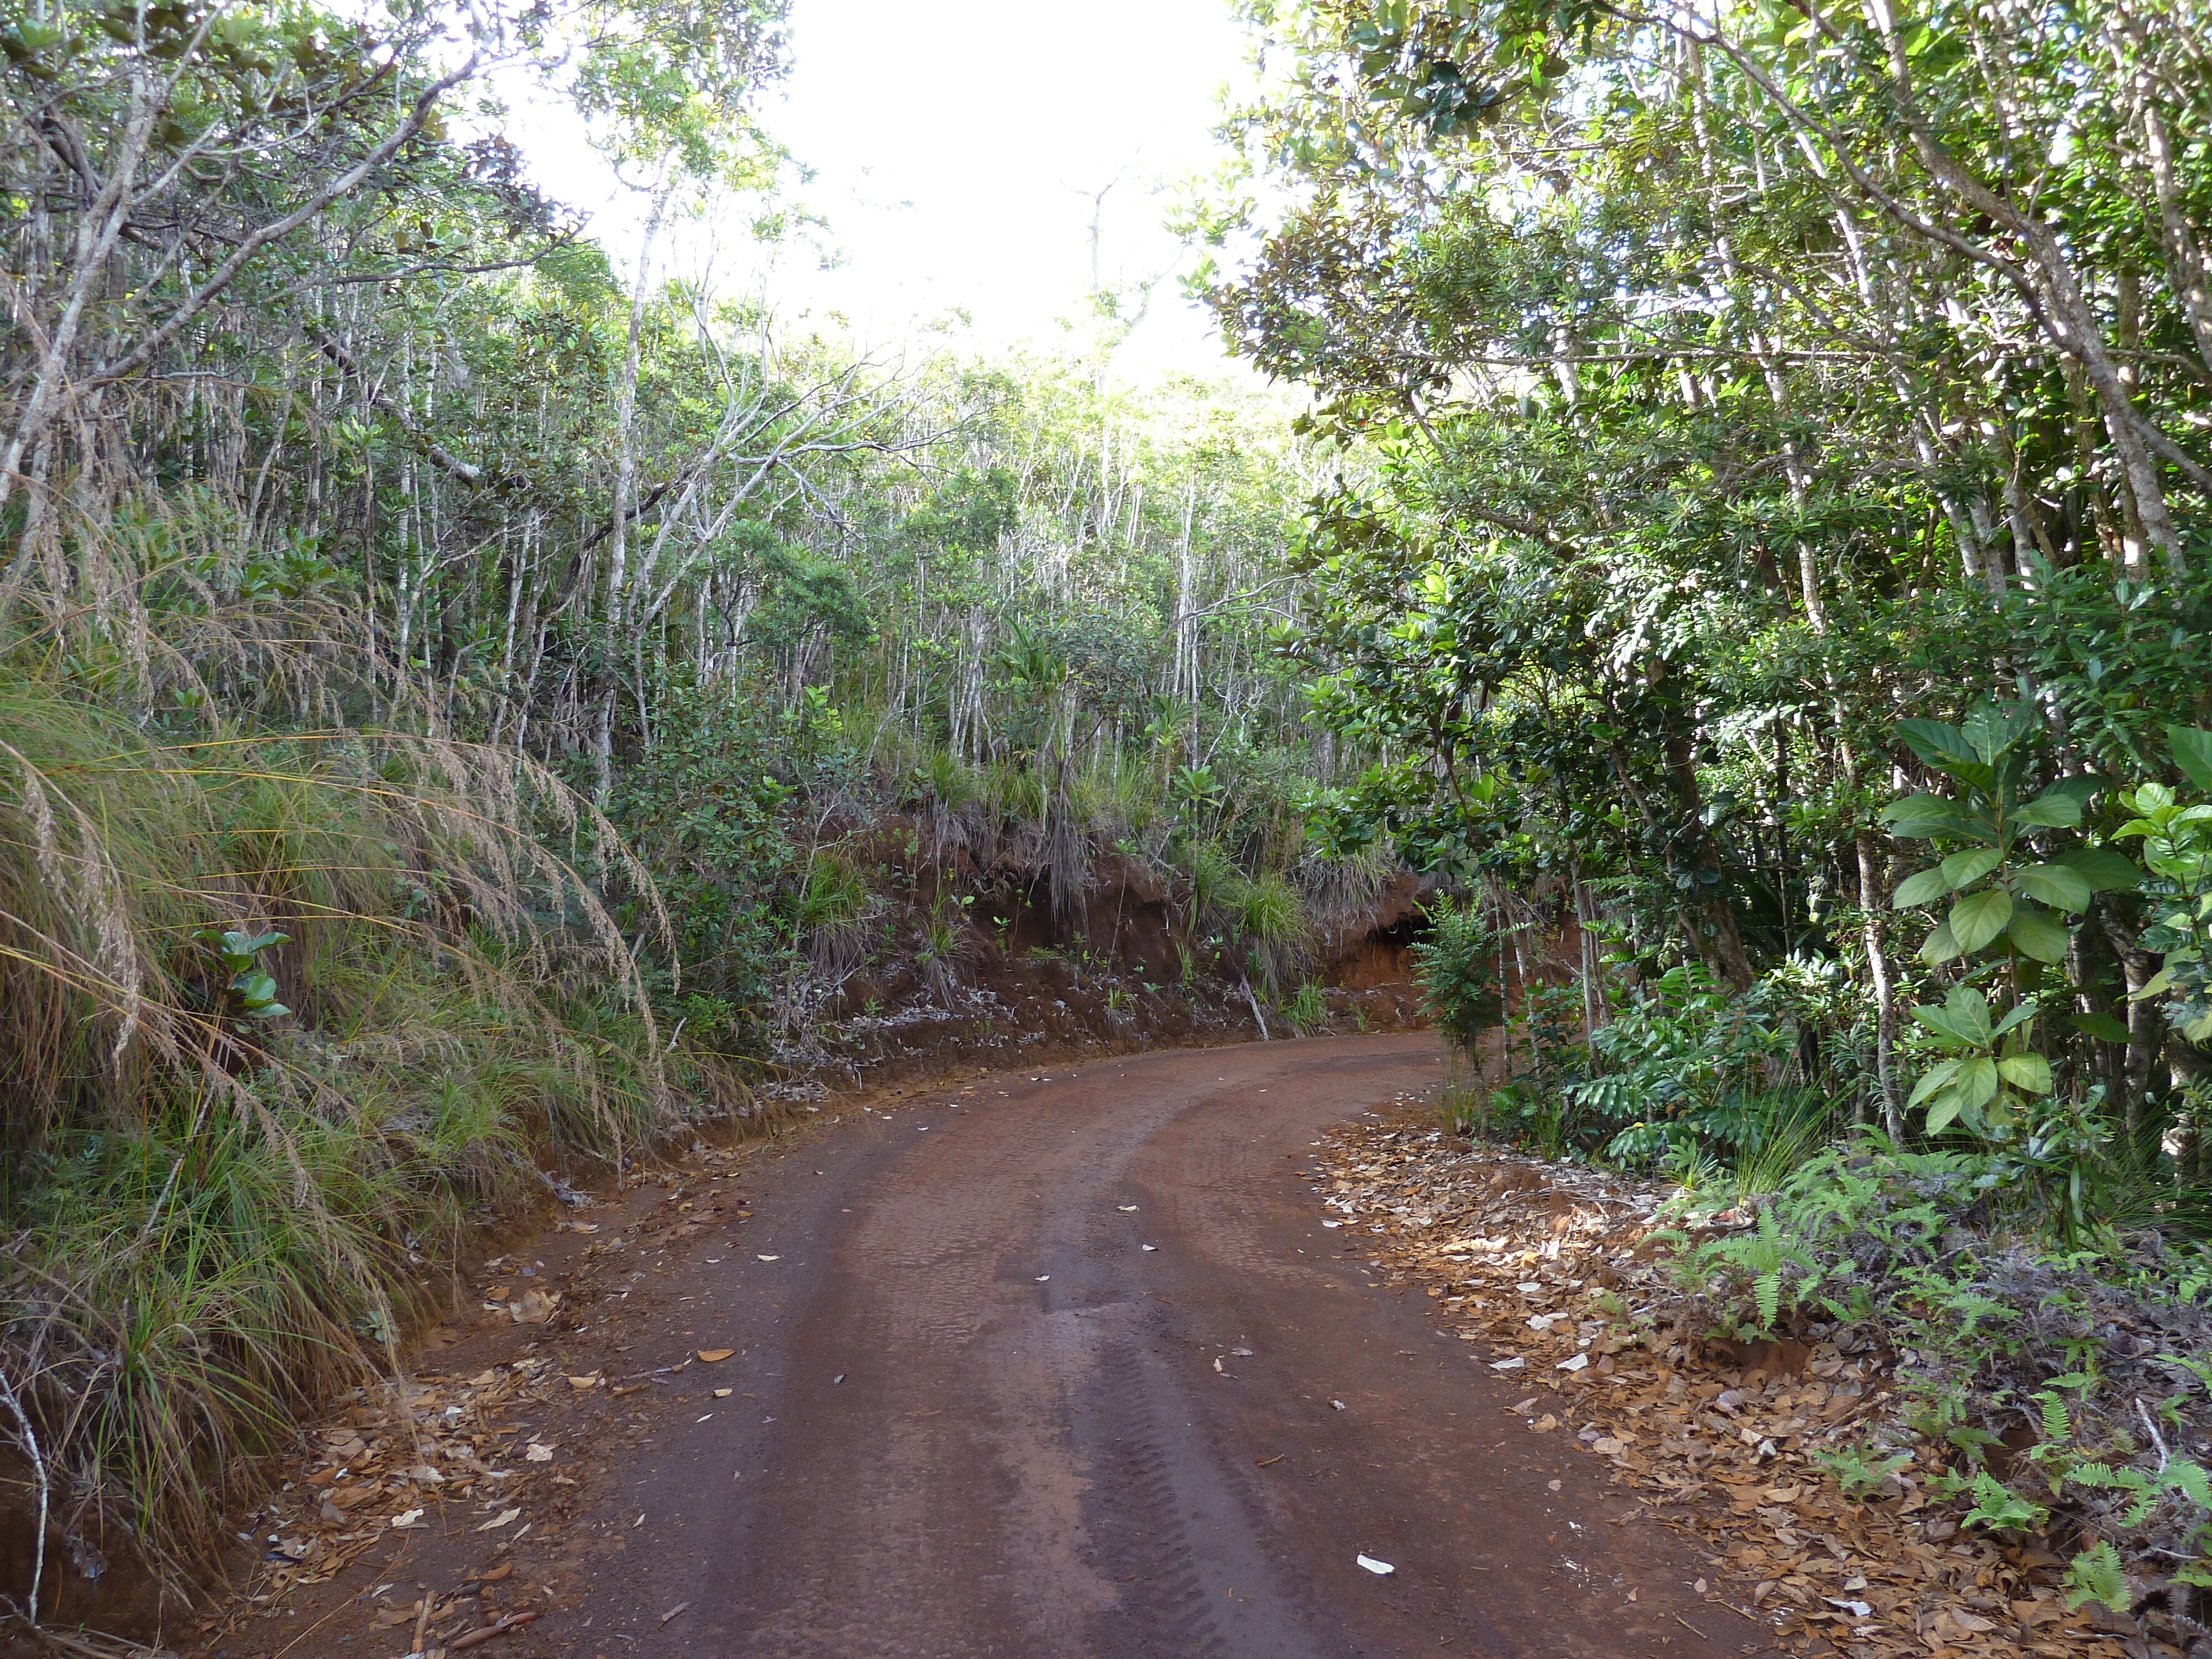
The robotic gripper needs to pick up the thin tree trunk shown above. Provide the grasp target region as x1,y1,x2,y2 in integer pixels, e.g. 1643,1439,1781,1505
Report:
1857,834,1903,1137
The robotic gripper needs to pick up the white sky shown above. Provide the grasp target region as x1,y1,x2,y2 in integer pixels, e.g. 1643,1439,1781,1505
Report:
503,0,1258,379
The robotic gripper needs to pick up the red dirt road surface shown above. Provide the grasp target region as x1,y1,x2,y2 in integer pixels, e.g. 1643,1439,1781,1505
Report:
504,1034,1762,1658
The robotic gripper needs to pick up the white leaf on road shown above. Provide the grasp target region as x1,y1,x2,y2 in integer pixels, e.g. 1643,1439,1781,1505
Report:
1357,1554,1395,1575
475,1508,521,1532
1556,1353,1589,1372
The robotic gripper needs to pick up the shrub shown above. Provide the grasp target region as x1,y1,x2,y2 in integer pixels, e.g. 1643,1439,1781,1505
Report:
1409,897,1504,1056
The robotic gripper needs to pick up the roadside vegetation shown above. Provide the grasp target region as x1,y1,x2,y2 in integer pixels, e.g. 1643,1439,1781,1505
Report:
0,0,1408,1624
1204,0,2212,1639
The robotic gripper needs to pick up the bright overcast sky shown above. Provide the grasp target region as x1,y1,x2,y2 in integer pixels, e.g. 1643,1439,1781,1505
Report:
507,0,1257,379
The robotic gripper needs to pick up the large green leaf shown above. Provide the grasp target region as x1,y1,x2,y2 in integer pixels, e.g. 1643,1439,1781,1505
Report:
1996,1052,2052,1094
2012,862,2093,912
1949,888,2013,952
1893,865,1953,907
1925,1096,1966,1135
1911,1004,1973,1048
1883,793,1978,840
2069,1010,2131,1044
2013,791,2084,829
1939,847,2002,888
1896,719,1975,769
1942,983,1993,1043
2171,726,2212,794
2039,773,2106,807
2006,904,2072,963
1961,702,2034,764
1952,1056,2001,1110
2051,845,2143,894
1908,1058,1964,1108
1918,919,1962,964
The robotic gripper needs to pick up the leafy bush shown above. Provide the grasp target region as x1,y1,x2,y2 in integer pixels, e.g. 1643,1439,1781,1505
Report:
1568,963,1816,1166
1408,896,1504,1055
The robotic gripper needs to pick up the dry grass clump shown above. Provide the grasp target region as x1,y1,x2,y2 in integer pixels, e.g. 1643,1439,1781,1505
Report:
0,565,695,1609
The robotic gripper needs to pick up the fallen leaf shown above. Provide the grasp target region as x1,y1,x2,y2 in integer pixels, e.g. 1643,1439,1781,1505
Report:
661,1600,691,1624
475,1561,514,1584
475,1508,521,1532
756,1255,780,1262
713,1387,732,1399
389,1508,425,1529
508,1288,559,1325
566,1374,599,1390
697,1348,734,1363
1356,1554,1395,1576
1556,1353,1589,1373
524,1443,555,1463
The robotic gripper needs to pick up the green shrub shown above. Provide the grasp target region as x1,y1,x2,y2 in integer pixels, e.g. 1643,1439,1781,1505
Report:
1409,897,1504,1055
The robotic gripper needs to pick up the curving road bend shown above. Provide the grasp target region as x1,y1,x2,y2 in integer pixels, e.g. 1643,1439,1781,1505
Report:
553,1034,1760,1658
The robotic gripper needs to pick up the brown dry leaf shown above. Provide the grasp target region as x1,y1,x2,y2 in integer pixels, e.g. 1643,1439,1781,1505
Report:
697,1348,734,1363
508,1288,559,1324
1306,1104,2078,1659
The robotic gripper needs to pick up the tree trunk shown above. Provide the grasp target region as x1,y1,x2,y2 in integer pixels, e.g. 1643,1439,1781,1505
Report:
1857,834,1905,1138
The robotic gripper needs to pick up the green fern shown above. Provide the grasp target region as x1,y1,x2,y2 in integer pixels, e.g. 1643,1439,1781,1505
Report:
2036,1390,2072,1443
2064,1542,2128,1614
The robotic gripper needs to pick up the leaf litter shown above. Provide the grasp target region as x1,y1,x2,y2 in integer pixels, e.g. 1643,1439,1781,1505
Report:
1311,1103,2135,1659
196,1133,782,1655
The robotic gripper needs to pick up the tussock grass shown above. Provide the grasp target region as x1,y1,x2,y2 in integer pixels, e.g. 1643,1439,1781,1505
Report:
0,642,688,1603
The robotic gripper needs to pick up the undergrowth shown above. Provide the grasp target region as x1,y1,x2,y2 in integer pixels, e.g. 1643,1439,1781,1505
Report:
0,648,716,1604
1659,1140,2212,1624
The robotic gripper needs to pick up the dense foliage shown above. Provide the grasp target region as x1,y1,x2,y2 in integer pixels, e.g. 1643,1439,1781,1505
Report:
1202,0,2211,1152
1203,0,2212,1617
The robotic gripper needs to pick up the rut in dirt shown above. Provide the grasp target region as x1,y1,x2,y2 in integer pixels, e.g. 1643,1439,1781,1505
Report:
542,1034,1762,1658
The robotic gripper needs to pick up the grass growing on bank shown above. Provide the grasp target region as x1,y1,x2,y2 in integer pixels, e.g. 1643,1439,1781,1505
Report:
0,664,713,1605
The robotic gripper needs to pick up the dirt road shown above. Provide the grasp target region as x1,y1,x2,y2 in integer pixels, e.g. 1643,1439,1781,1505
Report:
493,1034,1761,1659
